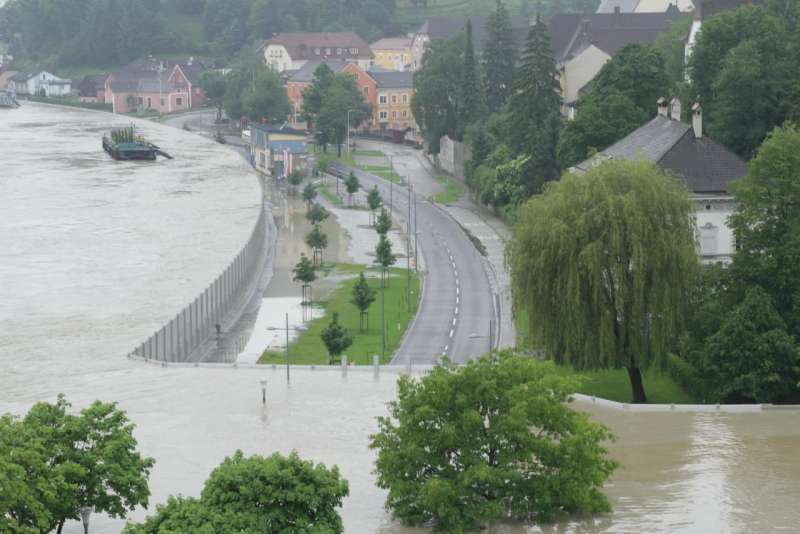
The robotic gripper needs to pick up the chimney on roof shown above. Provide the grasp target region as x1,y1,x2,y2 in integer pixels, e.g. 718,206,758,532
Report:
614,5,621,14
692,102,703,138
670,97,681,121
657,96,668,117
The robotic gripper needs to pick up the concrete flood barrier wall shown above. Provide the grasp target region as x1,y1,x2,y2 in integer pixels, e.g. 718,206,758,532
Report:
127,200,268,363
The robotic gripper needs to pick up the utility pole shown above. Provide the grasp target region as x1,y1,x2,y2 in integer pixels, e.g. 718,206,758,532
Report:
388,154,394,210
407,182,412,312
413,186,418,271
381,269,385,360
285,312,290,383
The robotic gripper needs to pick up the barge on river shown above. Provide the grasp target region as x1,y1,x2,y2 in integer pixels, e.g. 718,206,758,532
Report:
102,126,172,160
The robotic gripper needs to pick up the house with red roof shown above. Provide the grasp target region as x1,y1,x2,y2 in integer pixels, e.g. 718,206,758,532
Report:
261,32,373,73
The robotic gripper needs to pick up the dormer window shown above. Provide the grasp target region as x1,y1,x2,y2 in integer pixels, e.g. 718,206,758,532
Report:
336,48,342,55
325,48,331,55
315,48,320,55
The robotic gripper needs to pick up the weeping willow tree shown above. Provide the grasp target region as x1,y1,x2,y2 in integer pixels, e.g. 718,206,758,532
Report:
508,159,699,402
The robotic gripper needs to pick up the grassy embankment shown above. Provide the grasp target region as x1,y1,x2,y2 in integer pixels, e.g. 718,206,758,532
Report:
430,175,465,204
259,265,420,365
515,311,696,404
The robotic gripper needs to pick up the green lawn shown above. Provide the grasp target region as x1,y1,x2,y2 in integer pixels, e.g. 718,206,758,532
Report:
431,175,465,204
353,149,385,157
564,367,696,404
259,266,421,365
317,184,345,207
372,169,404,183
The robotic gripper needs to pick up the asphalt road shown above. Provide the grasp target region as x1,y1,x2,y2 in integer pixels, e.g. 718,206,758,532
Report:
330,160,496,364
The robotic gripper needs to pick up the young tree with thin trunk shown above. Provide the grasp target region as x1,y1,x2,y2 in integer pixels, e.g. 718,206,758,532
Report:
305,225,328,266
302,183,317,205
292,253,316,306
288,170,304,195
367,186,382,225
306,202,330,225
375,208,391,236
351,272,377,332
321,312,353,364
508,159,698,403
345,171,360,206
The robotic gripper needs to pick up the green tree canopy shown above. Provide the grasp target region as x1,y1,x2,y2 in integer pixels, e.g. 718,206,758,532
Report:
292,253,316,286
345,171,360,204
370,352,618,532
124,451,349,533
412,34,465,153
703,287,800,403
457,19,485,136
508,160,699,402
311,72,371,156
302,182,317,205
728,124,800,334
509,15,562,194
375,208,392,235
305,225,329,264
589,43,669,115
306,202,330,225
241,68,291,123
351,272,377,331
557,91,649,168
375,234,396,270
689,3,797,157
198,71,227,122
482,0,517,112
321,312,353,362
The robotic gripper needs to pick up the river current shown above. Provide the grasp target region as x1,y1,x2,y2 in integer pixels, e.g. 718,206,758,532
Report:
1,104,799,534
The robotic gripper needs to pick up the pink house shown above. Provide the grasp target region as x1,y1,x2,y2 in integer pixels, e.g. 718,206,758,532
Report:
169,63,207,108
105,69,190,114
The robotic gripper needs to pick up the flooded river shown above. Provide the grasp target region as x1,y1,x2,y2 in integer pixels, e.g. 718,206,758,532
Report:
1,104,799,533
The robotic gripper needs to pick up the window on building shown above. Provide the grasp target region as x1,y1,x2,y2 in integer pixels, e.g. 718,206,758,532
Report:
337,48,342,54
363,86,369,96
402,94,408,103
392,111,397,119
391,94,397,104
160,98,165,106
379,111,387,120
315,48,320,55
700,223,718,256
137,97,143,106
325,48,331,55
352,48,359,54
379,95,387,104
402,110,407,118
146,97,152,108
176,97,183,106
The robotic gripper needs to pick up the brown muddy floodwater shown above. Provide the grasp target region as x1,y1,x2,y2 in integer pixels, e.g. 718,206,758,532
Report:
1,104,799,533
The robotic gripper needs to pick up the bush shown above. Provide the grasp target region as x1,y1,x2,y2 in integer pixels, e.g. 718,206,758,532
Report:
370,351,618,532
665,353,706,401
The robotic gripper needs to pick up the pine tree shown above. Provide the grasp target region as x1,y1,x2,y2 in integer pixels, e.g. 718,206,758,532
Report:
483,0,517,112
458,19,485,138
509,15,562,194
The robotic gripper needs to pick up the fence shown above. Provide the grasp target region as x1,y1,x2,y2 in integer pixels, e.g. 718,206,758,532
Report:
128,203,267,363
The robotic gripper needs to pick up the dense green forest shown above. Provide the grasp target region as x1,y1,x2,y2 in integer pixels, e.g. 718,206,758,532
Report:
0,0,597,69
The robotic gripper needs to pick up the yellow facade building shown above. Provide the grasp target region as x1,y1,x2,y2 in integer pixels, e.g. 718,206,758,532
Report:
369,37,413,71
369,70,416,135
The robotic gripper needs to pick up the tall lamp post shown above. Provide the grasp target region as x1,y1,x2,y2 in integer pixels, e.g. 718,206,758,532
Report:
346,109,358,154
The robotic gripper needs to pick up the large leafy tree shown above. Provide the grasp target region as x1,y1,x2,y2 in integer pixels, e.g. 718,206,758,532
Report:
703,287,800,403
508,160,699,403
412,34,464,153
558,92,648,168
125,451,349,533
689,4,796,157
315,74,372,156
370,352,618,532
301,63,336,133
509,15,562,194
242,68,291,123
728,124,800,335
198,71,228,122
482,0,517,112
589,43,669,115
22,396,155,534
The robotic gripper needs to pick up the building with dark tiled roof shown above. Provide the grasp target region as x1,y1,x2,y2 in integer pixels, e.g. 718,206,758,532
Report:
261,32,373,73
572,98,746,263
369,69,416,135
78,74,110,103
597,0,696,13
549,10,682,107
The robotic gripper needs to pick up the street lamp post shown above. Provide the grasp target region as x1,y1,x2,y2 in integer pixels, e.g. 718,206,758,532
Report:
80,506,92,534
407,182,412,312
259,377,267,405
346,109,357,154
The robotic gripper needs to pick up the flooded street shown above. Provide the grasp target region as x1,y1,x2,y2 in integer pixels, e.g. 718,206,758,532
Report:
2,105,800,533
